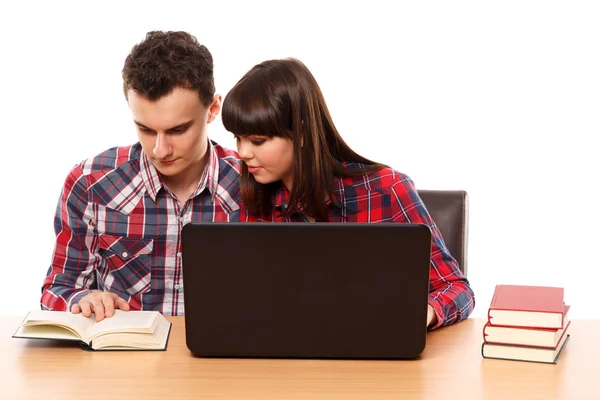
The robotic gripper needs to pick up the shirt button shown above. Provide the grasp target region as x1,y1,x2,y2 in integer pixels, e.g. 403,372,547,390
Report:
122,252,128,258
174,284,180,290
176,252,182,258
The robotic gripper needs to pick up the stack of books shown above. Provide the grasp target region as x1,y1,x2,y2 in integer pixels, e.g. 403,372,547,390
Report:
481,284,570,364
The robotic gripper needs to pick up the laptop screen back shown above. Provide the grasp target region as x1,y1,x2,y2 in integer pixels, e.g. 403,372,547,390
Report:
181,222,432,359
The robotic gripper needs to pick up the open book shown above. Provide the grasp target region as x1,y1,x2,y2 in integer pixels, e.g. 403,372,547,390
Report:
12,310,171,351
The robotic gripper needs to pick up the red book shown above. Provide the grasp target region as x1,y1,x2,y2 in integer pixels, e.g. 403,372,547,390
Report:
487,284,566,329
483,309,570,347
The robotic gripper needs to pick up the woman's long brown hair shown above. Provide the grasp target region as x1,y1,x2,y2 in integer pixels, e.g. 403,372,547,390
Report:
222,58,386,221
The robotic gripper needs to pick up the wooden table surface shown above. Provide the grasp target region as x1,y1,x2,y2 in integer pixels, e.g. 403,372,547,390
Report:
1,316,597,400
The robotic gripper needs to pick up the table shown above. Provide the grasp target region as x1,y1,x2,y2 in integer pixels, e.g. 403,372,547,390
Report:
1,317,596,399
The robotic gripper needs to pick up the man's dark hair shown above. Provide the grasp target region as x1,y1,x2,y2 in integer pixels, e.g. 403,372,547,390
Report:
122,31,215,106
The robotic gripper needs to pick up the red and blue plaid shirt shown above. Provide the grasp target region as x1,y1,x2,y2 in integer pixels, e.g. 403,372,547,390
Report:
242,164,475,329
41,140,240,316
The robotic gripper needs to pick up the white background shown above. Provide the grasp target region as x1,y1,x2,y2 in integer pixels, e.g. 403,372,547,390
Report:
0,1,598,318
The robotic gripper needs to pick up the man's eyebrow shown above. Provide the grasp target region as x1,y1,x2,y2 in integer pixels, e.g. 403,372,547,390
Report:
167,120,193,131
133,120,193,131
133,120,150,129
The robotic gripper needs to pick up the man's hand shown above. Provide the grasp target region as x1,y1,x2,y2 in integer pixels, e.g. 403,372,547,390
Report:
426,304,437,328
71,291,130,322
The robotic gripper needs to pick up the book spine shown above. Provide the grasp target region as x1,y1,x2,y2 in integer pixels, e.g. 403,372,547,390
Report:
487,285,501,324
481,342,486,359
79,341,94,351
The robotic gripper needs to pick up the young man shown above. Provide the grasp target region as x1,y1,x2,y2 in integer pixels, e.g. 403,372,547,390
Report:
41,31,240,321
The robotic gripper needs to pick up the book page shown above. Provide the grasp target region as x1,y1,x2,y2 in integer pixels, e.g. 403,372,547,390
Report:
19,310,95,340
91,313,170,350
13,324,83,341
88,310,158,341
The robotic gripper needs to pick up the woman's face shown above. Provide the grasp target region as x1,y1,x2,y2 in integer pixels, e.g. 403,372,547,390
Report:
235,134,295,190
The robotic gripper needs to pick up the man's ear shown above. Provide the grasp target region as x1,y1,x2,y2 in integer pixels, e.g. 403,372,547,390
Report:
207,94,222,123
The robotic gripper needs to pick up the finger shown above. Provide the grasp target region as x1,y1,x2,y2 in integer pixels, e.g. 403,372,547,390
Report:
116,297,130,311
71,304,81,314
89,298,106,322
103,295,116,318
80,300,93,318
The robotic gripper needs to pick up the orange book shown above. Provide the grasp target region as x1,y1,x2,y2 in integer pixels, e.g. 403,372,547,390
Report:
487,285,567,329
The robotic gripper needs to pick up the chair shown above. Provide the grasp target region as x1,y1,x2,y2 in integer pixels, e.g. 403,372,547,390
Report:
417,190,469,277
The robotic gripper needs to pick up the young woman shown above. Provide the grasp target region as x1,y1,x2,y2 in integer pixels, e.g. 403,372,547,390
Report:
222,58,474,329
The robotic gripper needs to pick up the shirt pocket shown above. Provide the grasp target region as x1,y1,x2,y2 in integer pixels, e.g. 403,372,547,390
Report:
98,234,154,296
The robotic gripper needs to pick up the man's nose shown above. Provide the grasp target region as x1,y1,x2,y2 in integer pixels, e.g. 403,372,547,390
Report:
153,133,171,159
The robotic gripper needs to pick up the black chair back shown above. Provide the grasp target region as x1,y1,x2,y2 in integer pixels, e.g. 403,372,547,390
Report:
417,190,469,276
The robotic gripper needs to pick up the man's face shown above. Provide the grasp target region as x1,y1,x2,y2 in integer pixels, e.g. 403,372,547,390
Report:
128,87,220,183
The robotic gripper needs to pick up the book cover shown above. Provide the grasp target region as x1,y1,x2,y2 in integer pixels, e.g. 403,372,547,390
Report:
487,285,566,328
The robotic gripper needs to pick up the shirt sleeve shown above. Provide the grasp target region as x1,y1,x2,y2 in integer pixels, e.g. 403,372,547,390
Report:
41,165,97,311
389,174,475,329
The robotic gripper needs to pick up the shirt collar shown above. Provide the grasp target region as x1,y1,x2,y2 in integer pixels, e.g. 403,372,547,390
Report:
272,184,291,209
271,176,358,214
139,140,219,203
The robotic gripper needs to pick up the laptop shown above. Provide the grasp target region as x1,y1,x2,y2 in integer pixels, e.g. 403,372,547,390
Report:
181,222,432,359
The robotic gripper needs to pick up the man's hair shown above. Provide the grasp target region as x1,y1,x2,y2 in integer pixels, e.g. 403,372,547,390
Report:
222,58,386,221
122,31,215,106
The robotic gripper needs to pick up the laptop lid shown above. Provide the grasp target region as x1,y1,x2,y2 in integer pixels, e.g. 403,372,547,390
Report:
181,222,432,359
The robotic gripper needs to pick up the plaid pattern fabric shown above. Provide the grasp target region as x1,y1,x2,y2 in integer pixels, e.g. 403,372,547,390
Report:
42,141,240,316
243,164,475,329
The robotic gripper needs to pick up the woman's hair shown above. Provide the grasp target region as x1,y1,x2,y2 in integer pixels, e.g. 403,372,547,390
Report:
222,58,386,221
122,31,215,107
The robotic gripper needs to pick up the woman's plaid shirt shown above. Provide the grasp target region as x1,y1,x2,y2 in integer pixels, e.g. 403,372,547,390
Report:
242,165,475,329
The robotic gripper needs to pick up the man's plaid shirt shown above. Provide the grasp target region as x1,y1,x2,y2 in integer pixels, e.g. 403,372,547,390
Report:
41,140,240,315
